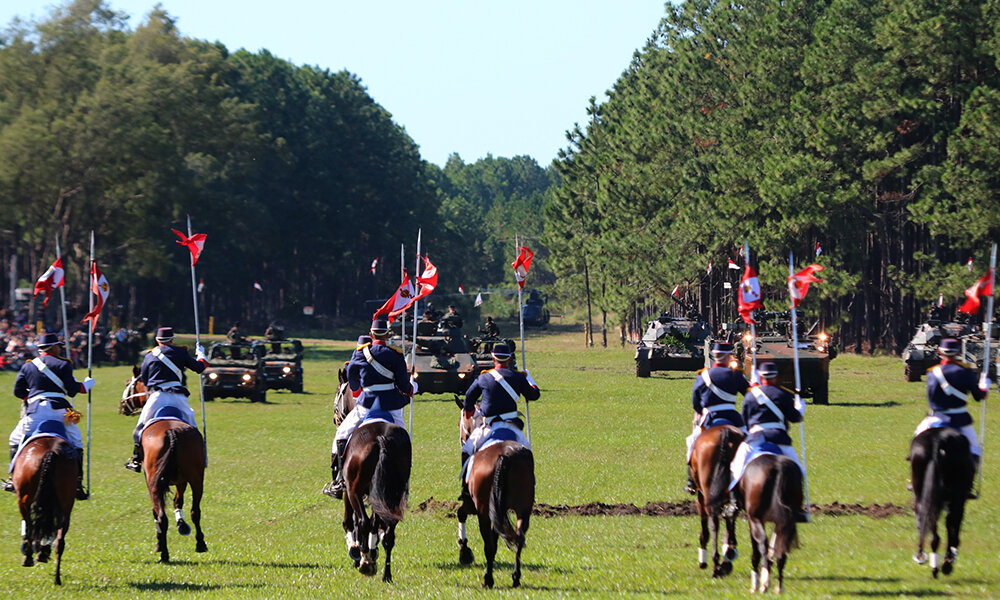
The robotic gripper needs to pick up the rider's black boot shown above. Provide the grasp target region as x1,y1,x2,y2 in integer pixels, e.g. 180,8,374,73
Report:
322,440,348,499
458,452,471,501
124,441,143,473
75,455,89,500
684,465,697,496
722,491,739,517
1,445,15,493
969,455,982,500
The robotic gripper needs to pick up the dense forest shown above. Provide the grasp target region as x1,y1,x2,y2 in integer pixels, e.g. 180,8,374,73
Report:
547,0,1000,352
0,0,554,333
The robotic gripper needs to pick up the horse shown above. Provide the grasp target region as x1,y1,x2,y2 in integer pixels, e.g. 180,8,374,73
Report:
120,373,208,563
456,409,535,588
341,419,411,582
689,424,744,577
909,427,975,578
11,435,76,585
333,367,355,426
739,453,803,594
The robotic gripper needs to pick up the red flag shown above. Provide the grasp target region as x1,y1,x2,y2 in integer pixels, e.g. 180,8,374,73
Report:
788,264,824,308
512,246,533,290
389,256,438,320
966,257,974,272
253,281,263,292
197,279,205,293
738,265,765,324
33,258,65,308
958,271,994,314
815,242,822,258
171,228,207,266
81,262,109,331
474,292,483,307
374,269,415,322
370,258,378,275
459,284,466,294
706,260,713,275
727,258,739,270
671,284,680,297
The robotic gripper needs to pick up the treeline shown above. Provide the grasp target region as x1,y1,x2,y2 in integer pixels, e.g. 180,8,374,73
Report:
545,0,1000,352
0,0,554,333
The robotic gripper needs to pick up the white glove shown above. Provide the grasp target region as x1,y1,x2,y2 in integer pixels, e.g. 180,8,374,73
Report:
794,394,805,416
409,376,419,396
195,344,207,362
524,370,538,388
82,376,96,392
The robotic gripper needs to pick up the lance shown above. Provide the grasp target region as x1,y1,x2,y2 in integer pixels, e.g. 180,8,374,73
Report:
186,215,207,446
55,235,71,371
399,243,407,433
410,229,421,436
976,243,997,495
85,231,95,495
788,251,811,521
516,234,530,443
745,238,758,379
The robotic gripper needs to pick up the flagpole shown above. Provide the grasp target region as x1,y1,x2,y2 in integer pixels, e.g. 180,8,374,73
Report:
516,234,530,444
85,231,95,496
976,243,996,495
745,239,758,378
55,235,72,389
410,229,421,436
187,216,207,447
788,251,810,521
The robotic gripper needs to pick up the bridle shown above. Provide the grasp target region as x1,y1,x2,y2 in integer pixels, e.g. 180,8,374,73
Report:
119,375,149,416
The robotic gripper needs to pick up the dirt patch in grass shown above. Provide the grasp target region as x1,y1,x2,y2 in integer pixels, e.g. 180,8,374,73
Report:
414,498,908,519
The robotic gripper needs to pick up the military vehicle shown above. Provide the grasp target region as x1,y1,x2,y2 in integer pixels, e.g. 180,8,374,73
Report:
521,290,550,327
732,311,836,404
634,297,711,378
391,317,477,396
902,312,997,381
203,341,267,402
467,335,517,374
261,338,304,393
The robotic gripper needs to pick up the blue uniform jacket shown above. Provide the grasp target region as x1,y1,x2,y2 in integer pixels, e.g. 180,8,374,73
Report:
692,365,748,427
14,354,82,412
927,361,984,428
464,367,540,418
742,384,801,446
140,344,207,390
347,342,412,411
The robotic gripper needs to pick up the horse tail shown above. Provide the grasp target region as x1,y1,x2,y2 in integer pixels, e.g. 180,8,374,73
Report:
153,428,181,498
770,458,801,557
490,445,533,548
707,426,738,508
369,428,411,524
28,445,67,543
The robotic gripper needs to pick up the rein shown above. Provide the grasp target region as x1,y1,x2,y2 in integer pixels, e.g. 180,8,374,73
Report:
119,376,149,415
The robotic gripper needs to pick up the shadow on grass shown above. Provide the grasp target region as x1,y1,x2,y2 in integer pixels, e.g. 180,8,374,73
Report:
434,560,575,575
209,559,327,569
128,582,266,592
835,590,952,598
828,401,901,408
799,575,902,583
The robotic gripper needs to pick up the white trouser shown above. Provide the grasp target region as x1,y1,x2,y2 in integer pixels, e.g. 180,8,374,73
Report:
133,390,198,442
729,440,802,490
685,424,701,463
461,421,530,456
914,416,982,457
332,403,406,452
8,402,83,451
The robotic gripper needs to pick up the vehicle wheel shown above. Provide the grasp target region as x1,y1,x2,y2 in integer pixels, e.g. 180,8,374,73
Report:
904,363,921,382
291,379,303,394
813,375,829,405
202,391,214,402
636,357,651,378
252,389,266,403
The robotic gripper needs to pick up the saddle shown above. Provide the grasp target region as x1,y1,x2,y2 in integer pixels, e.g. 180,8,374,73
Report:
10,420,70,472
142,405,191,434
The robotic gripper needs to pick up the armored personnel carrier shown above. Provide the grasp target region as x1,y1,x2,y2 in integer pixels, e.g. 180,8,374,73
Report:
521,290,550,327
391,317,477,396
733,311,836,404
467,335,517,374
634,298,711,378
902,311,997,381
203,341,267,403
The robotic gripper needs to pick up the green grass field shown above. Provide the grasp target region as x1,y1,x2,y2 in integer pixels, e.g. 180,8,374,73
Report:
0,329,998,598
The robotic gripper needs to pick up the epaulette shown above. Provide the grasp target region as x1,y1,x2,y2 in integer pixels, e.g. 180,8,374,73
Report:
955,360,974,370
390,345,403,354
696,367,707,374
53,355,71,363
356,342,372,351
778,385,795,395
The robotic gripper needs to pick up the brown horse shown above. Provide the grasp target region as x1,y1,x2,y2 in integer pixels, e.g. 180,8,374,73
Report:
342,420,411,582
739,454,803,594
690,424,744,577
12,435,76,585
120,373,208,563
909,427,975,578
457,410,535,588
333,367,355,426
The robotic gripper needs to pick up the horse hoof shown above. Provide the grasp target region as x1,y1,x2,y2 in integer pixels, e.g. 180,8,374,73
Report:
177,521,191,536
348,544,361,562
196,541,208,553
713,561,733,577
931,568,939,579
352,559,360,570
512,574,521,588
21,555,33,567
913,552,927,565
942,562,953,576
699,561,708,569
459,546,474,565
482,577,494,589
725,547,738,561
382,572,393,583
359,560,377,577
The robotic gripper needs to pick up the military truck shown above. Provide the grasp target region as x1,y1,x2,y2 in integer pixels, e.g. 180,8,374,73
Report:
261,338,304,393
634,298,711,378
902,313,997,381
203,341,267,402
467,335,517,374
733,311,836,404
521,290,550,327
391,317,477,396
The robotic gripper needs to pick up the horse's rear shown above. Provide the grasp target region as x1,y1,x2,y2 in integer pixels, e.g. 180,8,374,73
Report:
12,436,76,585
740,453,802,594
342,421,411,582
142,419,207,563
909,427,974,577
690,424,744,576
467,441,534,588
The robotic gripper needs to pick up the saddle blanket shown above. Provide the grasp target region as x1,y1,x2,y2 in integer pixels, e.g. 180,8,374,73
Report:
461,428,522,483
10,423,70,473
728,441,783,491
140,405,195,437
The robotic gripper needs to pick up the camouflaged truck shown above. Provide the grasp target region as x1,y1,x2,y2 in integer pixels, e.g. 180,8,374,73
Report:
203,341,267,403
635,298,711,378
260,338,304,393
390,317,477,397
902,313,997,382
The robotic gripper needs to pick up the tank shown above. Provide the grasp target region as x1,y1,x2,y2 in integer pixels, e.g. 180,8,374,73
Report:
634,298,711,377
731,311,836,405
902,311,997,381
467,335,517,374
391,317,477,396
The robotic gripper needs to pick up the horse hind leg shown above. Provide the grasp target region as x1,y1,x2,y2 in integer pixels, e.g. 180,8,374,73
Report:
697,498,710,569
191,478,207,553
942,501,965,576
457,496,475,565
52,525,67,585
478,512,496,588
174,482,191,536
511,511,529,588
381,522,396,583
748,519,767,593
20,520,34,568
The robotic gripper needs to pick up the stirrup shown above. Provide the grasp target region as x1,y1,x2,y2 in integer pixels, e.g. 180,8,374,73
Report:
722,501,738,518
76,485,89,501
322,480,344,499
124,458,142,473
1,479,13,493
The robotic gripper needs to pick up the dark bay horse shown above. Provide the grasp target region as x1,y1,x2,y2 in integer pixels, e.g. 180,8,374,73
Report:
457,409,535,589
333,367,355,426
342,420,411,582
12,436,76,585
909,427,974,578
690,424,744,576
120,373,208,563
739,454,803,594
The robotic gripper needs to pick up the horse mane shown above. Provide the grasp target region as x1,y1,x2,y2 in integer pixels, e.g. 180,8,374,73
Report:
28,441,70,543
369,426,411,524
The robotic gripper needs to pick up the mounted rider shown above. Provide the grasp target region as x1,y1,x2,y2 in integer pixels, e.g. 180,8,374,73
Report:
460,342,539,481
125,327,208,472
684,342,748,494
3,332,95,500
728,361,808,521
913,337,986,497
324,319,414,499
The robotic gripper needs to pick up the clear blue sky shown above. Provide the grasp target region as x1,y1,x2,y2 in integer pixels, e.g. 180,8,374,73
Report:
1,1,666,167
